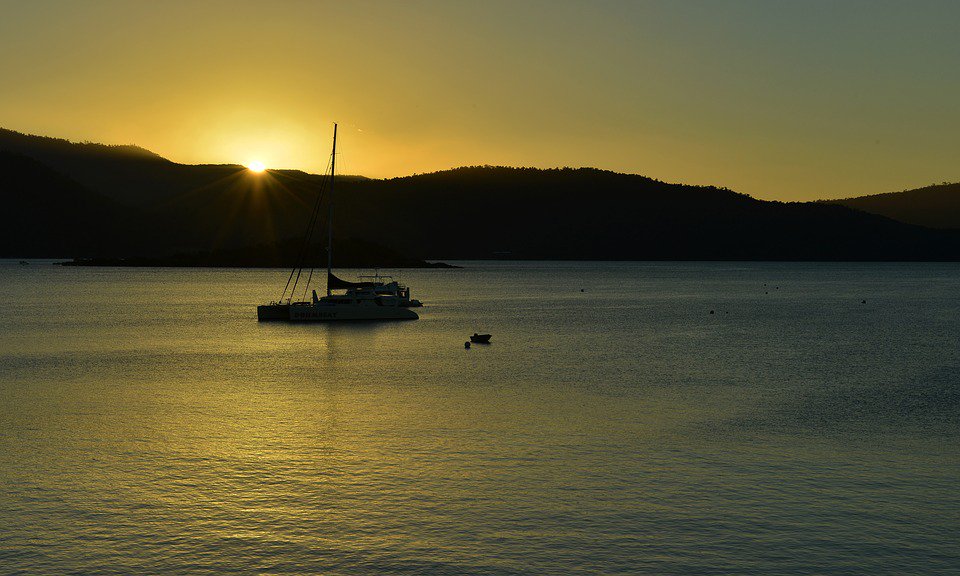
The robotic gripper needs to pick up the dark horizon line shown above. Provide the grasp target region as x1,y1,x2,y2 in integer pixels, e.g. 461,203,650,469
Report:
8,257,960,267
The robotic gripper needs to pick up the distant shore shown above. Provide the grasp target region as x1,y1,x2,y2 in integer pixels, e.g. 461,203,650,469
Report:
58,257,459,269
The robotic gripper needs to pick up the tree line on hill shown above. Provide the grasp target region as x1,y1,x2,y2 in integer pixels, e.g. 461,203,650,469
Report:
3,127,960,264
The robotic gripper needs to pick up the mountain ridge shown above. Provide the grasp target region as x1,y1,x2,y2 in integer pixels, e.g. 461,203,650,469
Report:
824,182,960,230
4,127,960,263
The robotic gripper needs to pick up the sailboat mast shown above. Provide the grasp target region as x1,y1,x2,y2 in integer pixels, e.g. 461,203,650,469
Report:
327,123,337,296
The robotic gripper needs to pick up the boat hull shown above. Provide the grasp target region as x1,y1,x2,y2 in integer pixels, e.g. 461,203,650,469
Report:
257,304,291,321
290,303,418,321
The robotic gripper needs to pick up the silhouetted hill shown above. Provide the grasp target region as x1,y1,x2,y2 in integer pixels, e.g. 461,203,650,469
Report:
5,128,960,262
826,183,960,229
327,167,960,261
0,129,367,208
0,151,137,256
0,128,183,207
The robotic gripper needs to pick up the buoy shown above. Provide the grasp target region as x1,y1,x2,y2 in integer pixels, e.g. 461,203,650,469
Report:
580,288,585,292
464,341,471,349
709,310,715,314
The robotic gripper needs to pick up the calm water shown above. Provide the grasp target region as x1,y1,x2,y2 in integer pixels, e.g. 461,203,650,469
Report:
1,261,958,574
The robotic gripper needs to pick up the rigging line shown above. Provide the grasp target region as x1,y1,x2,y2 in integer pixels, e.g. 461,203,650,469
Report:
279,158,332,302
300,243,320,302
297,155,335,292
287,177,328,301
299,220,321,302
287,154,334,301
299,148,338,301
280,174,326,301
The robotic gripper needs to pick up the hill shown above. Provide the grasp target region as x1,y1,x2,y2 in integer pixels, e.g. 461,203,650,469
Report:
4,128,960,262
327,167,960,261
0,128,368,209
826,183,960,229
0,128,181,207
0,151,135,256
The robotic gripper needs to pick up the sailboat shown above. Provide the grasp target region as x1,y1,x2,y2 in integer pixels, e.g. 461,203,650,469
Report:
256,124,421,322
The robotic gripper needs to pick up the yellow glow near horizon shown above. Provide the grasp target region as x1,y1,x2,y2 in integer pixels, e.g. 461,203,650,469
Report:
3,3,960,200
247,161,265,173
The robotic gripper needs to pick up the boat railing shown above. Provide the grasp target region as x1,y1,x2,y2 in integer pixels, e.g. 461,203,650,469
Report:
358,273,394,282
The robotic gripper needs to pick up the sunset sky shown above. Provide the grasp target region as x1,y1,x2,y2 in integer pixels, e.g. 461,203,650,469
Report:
2,0,958,201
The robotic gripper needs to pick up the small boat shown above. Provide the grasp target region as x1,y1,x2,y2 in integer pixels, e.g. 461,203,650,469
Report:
470,333,492,343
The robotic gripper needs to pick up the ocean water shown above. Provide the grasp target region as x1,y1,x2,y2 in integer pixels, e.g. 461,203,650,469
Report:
0,260,958,575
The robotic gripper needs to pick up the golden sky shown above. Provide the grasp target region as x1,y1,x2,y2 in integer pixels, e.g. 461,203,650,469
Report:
2,0,958,201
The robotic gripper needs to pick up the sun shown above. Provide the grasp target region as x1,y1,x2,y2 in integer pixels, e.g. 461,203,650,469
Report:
247,160,266,172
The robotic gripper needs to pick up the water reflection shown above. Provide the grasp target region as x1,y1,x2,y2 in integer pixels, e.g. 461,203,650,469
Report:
1,262,959,573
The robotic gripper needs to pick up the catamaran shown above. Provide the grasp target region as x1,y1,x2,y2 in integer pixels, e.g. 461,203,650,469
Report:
257,124,421,322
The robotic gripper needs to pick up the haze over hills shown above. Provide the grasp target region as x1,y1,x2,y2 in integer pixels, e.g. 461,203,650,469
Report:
3,128,960,263
825,183,960,230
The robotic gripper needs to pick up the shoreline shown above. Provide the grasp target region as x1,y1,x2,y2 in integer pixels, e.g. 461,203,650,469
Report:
57,257,460,269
